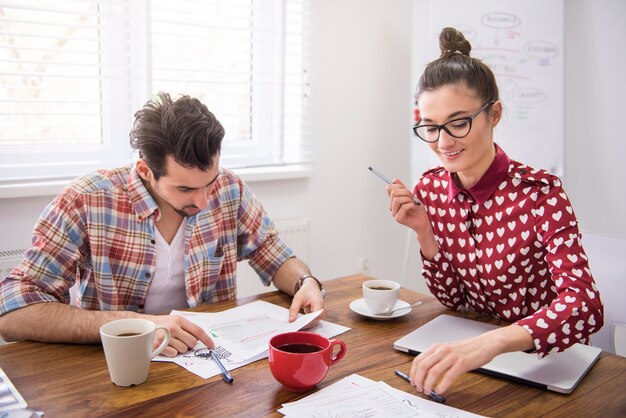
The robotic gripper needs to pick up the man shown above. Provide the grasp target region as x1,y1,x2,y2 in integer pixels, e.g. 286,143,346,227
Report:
0,93,325,357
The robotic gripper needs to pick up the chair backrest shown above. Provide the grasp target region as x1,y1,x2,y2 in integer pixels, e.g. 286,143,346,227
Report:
613,323,626,357
581,232,626,354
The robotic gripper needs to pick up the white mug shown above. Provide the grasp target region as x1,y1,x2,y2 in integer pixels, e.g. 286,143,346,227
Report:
100,318,170,386
362,279,400,314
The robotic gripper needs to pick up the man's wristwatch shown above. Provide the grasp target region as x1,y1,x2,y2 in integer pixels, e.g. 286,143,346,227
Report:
294,274,325,298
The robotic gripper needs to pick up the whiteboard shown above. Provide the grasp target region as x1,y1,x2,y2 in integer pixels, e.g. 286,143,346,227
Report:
419,0,564,176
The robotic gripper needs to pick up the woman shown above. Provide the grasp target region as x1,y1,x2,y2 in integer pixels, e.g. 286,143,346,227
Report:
387,27,603,397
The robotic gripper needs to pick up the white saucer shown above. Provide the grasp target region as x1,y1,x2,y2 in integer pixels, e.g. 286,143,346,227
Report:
349,298,414,320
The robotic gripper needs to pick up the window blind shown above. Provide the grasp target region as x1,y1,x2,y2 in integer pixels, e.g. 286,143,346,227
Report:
0,0,134,182
0,0,103,147
149,0,311,168
0,0,310,187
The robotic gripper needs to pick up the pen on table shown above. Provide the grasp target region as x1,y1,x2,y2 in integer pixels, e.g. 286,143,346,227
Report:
209,349,234,383
394,369,446,404
368,166,422,206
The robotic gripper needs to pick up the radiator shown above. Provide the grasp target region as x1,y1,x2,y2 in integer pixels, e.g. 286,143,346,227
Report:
0,249,25,344
236,218,310,298
0,249,25,279
0,217,310,299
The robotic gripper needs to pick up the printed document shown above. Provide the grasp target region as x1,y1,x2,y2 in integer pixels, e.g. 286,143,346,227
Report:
154,300,350,379
278,374,486,418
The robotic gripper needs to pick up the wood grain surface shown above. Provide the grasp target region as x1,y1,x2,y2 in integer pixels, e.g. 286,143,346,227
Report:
0,275,623,417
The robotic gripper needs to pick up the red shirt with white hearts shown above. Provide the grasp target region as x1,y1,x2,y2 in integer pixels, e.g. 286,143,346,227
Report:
416,144,603,357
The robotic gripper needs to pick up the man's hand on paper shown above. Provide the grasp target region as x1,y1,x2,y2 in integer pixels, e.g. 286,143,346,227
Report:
289,279,326,328
149,314,215,357
153,301,350,379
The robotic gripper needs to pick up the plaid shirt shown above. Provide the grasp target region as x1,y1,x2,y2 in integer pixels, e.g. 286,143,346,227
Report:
0,165,293,314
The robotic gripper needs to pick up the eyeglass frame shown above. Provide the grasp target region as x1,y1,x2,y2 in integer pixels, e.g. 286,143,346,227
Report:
413,100,495,143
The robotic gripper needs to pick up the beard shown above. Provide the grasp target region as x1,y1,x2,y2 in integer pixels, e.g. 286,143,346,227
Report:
173,204,201,217
143,177,205,218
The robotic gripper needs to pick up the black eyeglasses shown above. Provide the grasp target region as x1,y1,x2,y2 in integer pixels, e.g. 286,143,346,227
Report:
413,101,494,143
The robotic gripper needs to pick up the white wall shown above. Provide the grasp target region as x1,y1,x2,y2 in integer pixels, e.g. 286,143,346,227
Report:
564,0,626,354
565,0,626,238
0,195,52,252
246,0,415,284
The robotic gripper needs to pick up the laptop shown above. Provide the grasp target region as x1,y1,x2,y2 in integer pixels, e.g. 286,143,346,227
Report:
394,314,602,394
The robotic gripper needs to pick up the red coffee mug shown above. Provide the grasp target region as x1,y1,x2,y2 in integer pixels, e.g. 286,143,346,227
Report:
268,331,347,392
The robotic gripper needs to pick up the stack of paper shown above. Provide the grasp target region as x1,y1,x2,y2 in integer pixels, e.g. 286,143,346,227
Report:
154,300,350,379
278,374,486,418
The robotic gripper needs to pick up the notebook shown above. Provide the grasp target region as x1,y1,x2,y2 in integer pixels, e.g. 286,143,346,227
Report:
0,367,28,412
394,314,602,394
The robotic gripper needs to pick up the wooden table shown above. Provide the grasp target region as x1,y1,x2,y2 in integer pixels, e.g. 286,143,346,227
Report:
1,275,625,417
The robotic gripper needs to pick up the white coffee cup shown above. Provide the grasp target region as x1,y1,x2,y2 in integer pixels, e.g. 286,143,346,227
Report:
362,279,400,314
100,318,171,386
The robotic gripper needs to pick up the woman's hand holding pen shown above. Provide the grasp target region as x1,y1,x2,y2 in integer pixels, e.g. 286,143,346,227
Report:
386,179,438,259
409,333,498,397
409,325,535,397
386,179,426,229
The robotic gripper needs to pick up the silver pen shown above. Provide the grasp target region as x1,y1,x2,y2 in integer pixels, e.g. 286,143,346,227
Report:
210,349,234,383
368,166,422,206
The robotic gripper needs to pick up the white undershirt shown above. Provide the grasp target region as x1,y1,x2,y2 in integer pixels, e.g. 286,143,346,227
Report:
143,219,188,314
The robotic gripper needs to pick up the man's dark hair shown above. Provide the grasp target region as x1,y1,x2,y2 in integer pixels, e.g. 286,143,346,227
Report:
129,92,225,179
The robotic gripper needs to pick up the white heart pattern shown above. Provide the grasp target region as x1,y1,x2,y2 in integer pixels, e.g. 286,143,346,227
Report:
416,161,601,357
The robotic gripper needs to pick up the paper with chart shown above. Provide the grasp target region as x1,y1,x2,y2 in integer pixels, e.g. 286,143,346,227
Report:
278,374,486,418
154,300,350,379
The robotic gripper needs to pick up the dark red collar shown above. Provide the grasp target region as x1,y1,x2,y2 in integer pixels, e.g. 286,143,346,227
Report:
447,144,510,205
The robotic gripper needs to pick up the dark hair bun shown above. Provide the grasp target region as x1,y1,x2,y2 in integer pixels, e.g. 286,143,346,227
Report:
439,27,471,57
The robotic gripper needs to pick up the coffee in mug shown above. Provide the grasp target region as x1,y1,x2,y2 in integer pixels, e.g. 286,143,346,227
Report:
276,343,323,353
115,332,141,337
268,331,346,392
100,318,171,386
362,279,400,314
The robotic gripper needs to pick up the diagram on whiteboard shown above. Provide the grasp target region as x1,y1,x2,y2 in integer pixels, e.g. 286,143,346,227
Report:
427,0,564,175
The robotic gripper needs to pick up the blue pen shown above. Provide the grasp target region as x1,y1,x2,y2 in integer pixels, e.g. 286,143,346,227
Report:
210,349,234,384
368,166,422,206
394,369,446,403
